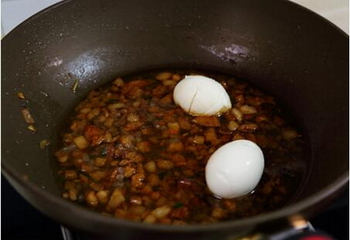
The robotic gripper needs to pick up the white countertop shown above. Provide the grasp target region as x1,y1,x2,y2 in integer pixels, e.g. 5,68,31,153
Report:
1,0,61,35
2,0,349,35
289,0,349,33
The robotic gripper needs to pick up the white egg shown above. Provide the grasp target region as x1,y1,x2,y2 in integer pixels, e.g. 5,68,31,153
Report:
205,139,264,199
173,75,232,116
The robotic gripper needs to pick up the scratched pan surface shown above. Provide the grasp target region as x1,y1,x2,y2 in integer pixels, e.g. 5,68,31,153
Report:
1,0,348,239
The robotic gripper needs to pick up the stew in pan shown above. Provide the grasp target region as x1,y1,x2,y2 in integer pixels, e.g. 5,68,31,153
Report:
55,70,307,224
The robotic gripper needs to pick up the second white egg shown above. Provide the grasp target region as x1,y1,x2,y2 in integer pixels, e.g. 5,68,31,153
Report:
205,139,265,199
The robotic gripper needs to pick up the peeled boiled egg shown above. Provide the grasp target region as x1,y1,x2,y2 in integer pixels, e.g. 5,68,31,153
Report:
205,139,264,199
173,75,232,116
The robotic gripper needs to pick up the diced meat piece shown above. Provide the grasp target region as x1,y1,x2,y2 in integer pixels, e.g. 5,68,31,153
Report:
193,116,221,127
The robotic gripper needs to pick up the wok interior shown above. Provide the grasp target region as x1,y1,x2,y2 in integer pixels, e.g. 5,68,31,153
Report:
2,0,348,232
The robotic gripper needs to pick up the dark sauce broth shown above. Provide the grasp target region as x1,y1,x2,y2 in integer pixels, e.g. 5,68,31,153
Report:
54,69,308,224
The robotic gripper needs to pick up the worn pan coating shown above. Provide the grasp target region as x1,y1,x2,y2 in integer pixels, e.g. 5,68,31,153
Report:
2,0,348,239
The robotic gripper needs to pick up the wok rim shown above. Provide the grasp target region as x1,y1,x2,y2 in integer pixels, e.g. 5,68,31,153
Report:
3,0,349,40
1,0,349,235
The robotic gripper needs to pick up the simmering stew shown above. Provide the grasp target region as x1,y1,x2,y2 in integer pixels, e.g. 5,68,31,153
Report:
55,70,307,224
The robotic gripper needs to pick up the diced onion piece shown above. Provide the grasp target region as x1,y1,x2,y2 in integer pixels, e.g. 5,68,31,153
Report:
73,136,89,149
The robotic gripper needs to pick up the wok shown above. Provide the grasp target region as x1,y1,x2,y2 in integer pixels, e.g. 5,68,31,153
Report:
2,0,348,239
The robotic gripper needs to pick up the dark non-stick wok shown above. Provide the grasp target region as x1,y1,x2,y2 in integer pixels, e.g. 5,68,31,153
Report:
2,0,348,239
